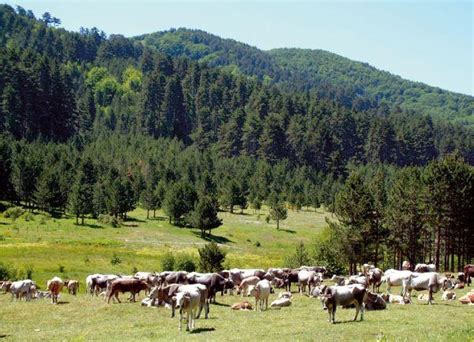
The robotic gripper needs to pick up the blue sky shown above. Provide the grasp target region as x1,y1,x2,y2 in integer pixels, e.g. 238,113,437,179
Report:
3,0,473,95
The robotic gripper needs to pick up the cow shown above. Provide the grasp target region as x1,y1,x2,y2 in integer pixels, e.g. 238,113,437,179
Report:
231,300,253,310
402,261,412,271
286,269,300,292
237,276,260,296
381,293,410,304
1,280,12,293
344,275,368,288
455,282,465,290
47,276,64,304
106,278,149,304
298,270,321,295
382,270,412,294
188,273,233,303
163,271,188,286
9,280,35,301
249,279,271,311
364,291,386,310
270,297,292,308
298,266,327,274
321,284,366,324
464,264,474,286
175,289,201,332
362,264,375,276
134,272,159,292
403,272,452,304
441,290,456,301
330,275,345,286
278,291,292,299
87,274,119,295
228,269,265,289
368,268,383,293
414,263,436,273
64,280,79,295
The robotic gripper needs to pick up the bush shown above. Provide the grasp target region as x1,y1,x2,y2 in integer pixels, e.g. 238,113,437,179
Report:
311,223,348,276
0,263,16,280
198,242,226,272
284,241,311,268
58,264,65,273
161,252,175,271
110,254,122,265
23,212,35,222
23,265,34,279
3,207,25,221
131,266,139,274
98,214,122,227
255,241,261,247
175,254,196,272
38,213,51,225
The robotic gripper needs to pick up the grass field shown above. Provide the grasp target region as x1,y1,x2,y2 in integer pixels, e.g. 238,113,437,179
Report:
0,207,473,341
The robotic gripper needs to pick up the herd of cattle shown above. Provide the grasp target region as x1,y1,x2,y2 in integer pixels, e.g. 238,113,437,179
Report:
1,263,473,331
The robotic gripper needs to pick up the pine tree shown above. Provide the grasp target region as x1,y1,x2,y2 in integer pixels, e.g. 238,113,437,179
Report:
188,195,222,237
69,157,95,224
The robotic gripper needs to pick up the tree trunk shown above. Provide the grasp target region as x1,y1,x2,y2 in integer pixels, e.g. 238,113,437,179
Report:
276,219,280,230
76,214,79,225
435,226,441,270
230,204,234,214
153,209,156,218
147,209,149,219
81,215,84,226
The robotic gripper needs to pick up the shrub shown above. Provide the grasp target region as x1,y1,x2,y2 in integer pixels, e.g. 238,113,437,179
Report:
23,212,35,222
3,207,24,221
23,265,34,279
98,214,122,227
0,263,16,280
255,241,261,247
161,252,175,271
38,213,51,225
131,266,139,274
175,254,196,272
110,254,122,265
198,242,226,272
58,264,65,273
284,241,311,268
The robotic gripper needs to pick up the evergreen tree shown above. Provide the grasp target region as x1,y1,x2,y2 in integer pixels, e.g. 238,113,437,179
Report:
69,157,95,224
188,195,222,237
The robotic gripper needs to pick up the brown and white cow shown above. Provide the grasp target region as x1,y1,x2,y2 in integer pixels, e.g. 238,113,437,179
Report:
231,300,253,311
64,280,79,295
236,276,260,296
106,278,149,304
47,276,64,304
364,291,386,310
321,284,367,323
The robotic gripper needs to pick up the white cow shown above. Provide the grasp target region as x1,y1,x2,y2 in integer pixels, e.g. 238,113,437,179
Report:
344,275,369,287
298,270,320,295
249,279,271,311
9,279,36,301
382,270,412,294
175,289,201,332
403,272,452,304
270,297,292,308
85,274,102,295
414,263,436,273
237,276,260,296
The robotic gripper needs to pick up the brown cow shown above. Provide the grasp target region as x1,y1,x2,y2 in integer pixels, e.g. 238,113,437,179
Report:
459,292,474,304
106,278,149,304
47,276,64,304
364,291,386,310
464,264,474,286
231,300,253,310
64,280,79,295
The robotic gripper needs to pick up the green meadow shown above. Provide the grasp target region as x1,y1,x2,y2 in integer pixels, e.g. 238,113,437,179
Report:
0,207,473,341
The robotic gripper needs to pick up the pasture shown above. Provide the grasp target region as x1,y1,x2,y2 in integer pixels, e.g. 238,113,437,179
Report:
0,207,473,341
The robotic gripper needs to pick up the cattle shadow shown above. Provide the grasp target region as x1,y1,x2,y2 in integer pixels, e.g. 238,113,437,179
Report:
332,320,363,324
0,334,9,339
278,228,296,234
147,216,167,221
56,301,70,305
0,221,8,225
191,232,233,244
190,327,215,334
211,302,230,307
74,223,104,229
124,217,146,223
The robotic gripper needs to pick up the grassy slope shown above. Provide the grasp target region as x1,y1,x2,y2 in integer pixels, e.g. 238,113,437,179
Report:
1,208,473,341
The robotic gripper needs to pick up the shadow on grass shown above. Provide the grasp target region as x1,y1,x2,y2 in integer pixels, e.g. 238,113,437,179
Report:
190,327,215,334
191,232,233,244
278,228,296,234
74,223,104,229
0,222,8,225
147,216,167,221
56,301,69,305
0,334,9,339
333,319,363,324
124,217,146,223
211,302,230,307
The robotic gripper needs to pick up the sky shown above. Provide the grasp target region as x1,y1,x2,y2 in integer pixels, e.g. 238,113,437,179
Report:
3,0,473,96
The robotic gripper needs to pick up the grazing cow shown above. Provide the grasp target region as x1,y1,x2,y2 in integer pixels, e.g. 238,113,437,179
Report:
85,274,101,295
9,280,36,301
134,272,159,291
286,269,300,292
271,277,287,290
64,280,79,295
362,264,375,276
459,292,474,304
403,272,452,304
1,281,12,293
106,278,149,304
381,293,409,305
298,270,321,295
368,268,383,293
88,274,119,295
382,270,412,294
364,291,386,310
270,297,291,308
237,276,260,296
321,284,366,324
188,273,233,303
229,269,266,289
414,263,436,273
175,289,201,332
231,301,253,311
249,279,271,311
441,290,456,301
402,261,412,271
47,276,64,304
464,264,474,286
163,271,188,286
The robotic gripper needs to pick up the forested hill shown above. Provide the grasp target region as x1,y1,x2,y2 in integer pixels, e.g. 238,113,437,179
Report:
135,28,474,125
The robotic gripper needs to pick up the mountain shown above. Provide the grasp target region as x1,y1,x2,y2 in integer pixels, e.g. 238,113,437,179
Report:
134,28,474,125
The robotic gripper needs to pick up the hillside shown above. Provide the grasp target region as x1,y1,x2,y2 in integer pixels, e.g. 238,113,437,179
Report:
135,28,474,125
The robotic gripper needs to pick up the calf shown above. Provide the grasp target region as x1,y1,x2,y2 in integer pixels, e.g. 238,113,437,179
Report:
106,278,149,304
175,290,201,332
249,279,271,311
231,301,253,311
381,293,410,305
321,285,366,323
237,276,260,296
459,292,474,304
47,276,64,304
64,280,79,295
441,290,456,301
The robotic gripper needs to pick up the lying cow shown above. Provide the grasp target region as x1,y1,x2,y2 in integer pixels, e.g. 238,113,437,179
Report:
106,278,149,304
459,292,474,304
403,272,452,305
176,289,201,332
321,284,366,323
47,276,64,304
381,293,410,305
231,301,253,311
345,275,368,288
364,291,386,310
250,279,271,311
441,290,456,301
270,297,291,308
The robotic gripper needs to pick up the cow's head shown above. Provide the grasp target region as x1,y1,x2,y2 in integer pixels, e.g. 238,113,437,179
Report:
175,291,190,310
442,278,453,290
224,279,234,290
249,285,258,297
322,293,334,311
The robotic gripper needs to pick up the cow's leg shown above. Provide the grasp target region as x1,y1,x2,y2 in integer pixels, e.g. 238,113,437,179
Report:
331,306,336,324
178,312,183,331
186,311,190,331
353,300,360,321
360,301,365,321
115,292,121,303
386,282,391,294
428,289,433,305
